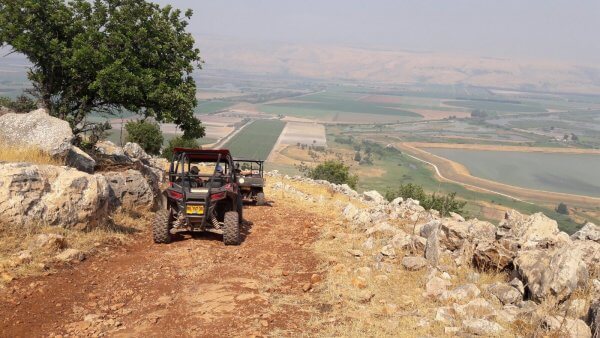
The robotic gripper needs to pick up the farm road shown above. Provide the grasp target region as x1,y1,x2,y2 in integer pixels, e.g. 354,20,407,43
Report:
0,202,324,337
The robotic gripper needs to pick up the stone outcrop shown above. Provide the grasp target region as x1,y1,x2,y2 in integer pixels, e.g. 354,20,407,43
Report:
65,146,96,174
103,169,155,210
266,171,599,336
0,108,74,156
0,162,110,229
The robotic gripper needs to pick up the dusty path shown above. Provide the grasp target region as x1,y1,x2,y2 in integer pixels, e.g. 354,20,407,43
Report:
0,203,324,337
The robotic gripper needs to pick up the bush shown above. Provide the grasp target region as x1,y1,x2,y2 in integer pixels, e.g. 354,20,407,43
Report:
161,136,199,160
0,94,37,113
386,183,467,216
125,120,164,155
556,202,569,215
305,160,358,189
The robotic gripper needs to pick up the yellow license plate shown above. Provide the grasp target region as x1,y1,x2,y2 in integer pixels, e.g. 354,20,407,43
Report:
186,205,204,215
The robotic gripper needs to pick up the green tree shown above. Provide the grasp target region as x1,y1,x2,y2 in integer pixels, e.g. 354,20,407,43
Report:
385,183,466,217
353,151,362,162
125,120,164,155
305,160,358,189
556,202,569,215
0,94,37,113
0,0,204,138
161,136,199,160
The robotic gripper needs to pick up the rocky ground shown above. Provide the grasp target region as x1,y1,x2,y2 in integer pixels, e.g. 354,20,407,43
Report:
0,201,325,337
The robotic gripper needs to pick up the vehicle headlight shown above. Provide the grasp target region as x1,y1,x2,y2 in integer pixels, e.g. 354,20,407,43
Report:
239,178,245,184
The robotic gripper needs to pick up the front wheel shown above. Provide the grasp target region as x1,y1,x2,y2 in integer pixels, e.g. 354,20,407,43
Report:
152,209,172,244
256,192,266,206
223,211,241,245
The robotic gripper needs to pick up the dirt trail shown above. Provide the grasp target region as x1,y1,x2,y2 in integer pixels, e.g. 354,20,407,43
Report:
0,203,325,337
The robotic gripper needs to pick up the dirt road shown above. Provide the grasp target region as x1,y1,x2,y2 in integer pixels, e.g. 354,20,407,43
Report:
0,203,325,337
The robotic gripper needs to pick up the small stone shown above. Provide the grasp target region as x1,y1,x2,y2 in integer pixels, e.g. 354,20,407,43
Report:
310,274,322,284
351,277,367,289
380,245,396,257
462,319,504,335
302,283,312,292
260,319,269,327
347,249,364,257
441,284,481,302
402,256,429,271
54,249,85,262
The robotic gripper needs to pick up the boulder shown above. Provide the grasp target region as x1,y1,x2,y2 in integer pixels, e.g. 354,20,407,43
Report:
488,282,522,305
0,108,74,156
0,163,110,229
424,276,451,298
402,256,429,271
103,170,155,210
342,204,360,220
123,142,150,161
425,226,441,266
453,298,496,320
473,240,517,270
440,284,481,302
542,316,592,338
54,248,85,262
440,218,496,251
65,146,96,173
572,222,600,243
588,301,599,338
94,140,132,165
31,234,68,251
498,211,566,248
514,244,589,302
462,319,504,336
362,190,386,204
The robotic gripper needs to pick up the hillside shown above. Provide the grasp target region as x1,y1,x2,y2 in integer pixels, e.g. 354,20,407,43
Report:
1,173,599,337
200,37,600,95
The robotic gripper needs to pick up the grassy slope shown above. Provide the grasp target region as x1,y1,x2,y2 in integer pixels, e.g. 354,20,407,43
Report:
223,119,285,160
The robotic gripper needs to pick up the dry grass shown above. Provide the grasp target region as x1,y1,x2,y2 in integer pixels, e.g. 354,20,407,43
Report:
0,211,149,286
0,143,62,165
268,176,552,337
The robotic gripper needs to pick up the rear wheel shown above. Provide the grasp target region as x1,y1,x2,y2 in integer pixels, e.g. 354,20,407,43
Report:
256,192,266,206
152,209,172,244
223,211,241,245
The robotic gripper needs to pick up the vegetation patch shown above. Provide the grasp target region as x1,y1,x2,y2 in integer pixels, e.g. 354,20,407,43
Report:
223,119,285,160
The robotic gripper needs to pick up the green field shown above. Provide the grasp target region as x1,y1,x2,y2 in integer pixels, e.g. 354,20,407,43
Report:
223,119,285,160
426,148,600,197
260,90,420,119
443,99,546,113
194,100,233,115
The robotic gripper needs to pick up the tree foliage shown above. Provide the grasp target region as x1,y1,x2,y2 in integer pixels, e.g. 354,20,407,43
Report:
161,136,199,160
0,0,204,138
385,183,467,216
305,160,358,189
0,94,37,113
125,120,164,155
556,202,569,215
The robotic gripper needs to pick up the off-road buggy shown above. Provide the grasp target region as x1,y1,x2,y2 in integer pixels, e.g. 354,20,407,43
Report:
153,148,243,245
233,159,266,205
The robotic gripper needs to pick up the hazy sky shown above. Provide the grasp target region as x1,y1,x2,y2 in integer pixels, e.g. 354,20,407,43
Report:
154,0,600,65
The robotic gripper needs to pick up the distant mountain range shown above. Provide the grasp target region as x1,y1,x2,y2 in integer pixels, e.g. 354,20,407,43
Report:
198,36,600,95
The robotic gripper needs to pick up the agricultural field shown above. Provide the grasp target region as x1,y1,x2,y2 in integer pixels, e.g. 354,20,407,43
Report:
223,119,285,160
425,148,600,197
194,100,234,115
259,89,421,122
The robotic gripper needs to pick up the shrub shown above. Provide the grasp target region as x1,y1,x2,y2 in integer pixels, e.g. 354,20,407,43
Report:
0,94,37,113
305,160,358,189
386,183,466,216
556,202,569,215
161,136,199,160
125,120,164,155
